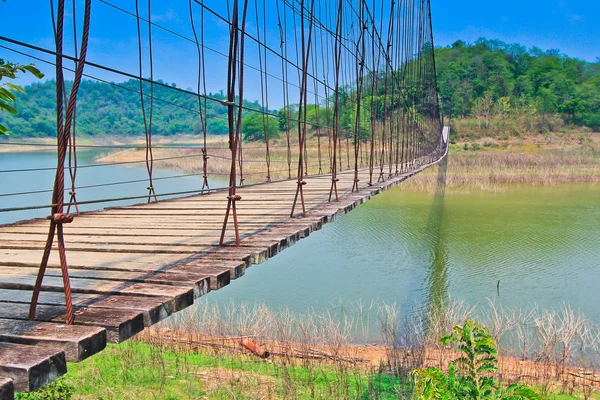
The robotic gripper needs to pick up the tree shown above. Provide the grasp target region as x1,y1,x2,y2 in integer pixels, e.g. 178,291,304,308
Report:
242,112,279,142
0,59,44,135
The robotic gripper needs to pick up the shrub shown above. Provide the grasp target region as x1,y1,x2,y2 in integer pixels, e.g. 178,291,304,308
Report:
16,379,73,400
411,320,541,400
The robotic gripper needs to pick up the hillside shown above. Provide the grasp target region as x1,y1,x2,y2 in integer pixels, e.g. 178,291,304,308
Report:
436,39,600,134
1,38,599,138
0,79,264,137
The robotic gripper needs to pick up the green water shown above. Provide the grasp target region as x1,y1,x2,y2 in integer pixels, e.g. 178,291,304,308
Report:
2,151,599,334
204,168,600,326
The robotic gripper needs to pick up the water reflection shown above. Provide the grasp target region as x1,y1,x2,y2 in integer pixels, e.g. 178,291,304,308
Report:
423,154,449,316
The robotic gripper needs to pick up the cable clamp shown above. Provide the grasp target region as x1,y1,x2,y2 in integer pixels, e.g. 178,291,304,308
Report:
48,213,74,224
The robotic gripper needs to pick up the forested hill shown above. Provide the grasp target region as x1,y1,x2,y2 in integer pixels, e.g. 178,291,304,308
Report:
2,38,599,138
0,79,265,137
436,39,600,130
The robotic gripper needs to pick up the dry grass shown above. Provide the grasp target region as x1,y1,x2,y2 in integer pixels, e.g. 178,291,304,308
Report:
94,131,600,191
96,134,362,183
140,299,600,398
53,299,600,399
401,148,600,193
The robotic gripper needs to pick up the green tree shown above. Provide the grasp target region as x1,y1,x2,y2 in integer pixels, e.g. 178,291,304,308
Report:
0,59,44,135
242,112,279,142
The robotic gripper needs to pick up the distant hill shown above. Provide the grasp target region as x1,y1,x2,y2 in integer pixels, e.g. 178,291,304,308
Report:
2,38,599,138
435,38,600,132
0,79,265,137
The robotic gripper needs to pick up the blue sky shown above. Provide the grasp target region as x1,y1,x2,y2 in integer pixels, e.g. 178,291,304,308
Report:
0,0,598,107
431,0,600,62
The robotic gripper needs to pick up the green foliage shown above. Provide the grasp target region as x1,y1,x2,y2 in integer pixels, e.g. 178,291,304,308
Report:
0,79,265,138
411,320,541,400
436,38,600,131
0,58,44,135
15,379,73,400
242,112,280,141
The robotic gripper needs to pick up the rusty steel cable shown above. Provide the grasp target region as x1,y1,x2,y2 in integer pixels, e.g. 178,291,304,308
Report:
219,0,250,247
189,0,210,193
2,0,447,277
29,0,92,325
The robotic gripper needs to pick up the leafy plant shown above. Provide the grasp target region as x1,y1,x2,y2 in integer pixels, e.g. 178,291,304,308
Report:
0,58,44,135
411,320,541,400
15,379,73,400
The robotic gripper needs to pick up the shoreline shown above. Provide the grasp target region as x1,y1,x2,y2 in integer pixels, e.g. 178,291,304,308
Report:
3,133,598,192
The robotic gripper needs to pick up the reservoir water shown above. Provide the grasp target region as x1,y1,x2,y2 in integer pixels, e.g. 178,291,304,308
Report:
2,150,599,332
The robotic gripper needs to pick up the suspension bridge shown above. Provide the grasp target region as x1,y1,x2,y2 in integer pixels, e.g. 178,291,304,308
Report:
0,0,447,396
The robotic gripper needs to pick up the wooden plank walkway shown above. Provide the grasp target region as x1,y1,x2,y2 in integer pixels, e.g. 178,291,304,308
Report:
0,151,446,395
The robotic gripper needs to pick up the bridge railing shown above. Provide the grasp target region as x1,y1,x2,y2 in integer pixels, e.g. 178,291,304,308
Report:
0,0,445,324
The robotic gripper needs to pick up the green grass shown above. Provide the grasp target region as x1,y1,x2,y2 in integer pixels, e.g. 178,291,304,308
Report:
18,341,405,399
17,341,598,399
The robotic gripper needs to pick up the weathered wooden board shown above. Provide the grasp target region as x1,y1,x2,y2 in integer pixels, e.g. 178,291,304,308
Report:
0,268,195,311
0,319,106,362
0,342,66,392
0,303,144,343
0,289,173,326
0,378,13,400
0,159,443,394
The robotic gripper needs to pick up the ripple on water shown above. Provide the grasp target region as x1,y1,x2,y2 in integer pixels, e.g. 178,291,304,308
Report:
196,184,600,337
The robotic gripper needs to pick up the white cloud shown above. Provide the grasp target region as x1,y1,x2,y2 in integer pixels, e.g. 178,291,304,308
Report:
151,9,179,23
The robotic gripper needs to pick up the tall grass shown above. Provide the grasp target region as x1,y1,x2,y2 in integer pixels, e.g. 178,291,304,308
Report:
401,149,600,193
32,299,600,399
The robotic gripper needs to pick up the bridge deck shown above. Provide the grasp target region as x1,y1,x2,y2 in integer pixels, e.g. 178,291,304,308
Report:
0,161,438,395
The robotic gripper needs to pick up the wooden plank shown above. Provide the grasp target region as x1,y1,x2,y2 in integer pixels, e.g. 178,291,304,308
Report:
0,241,279,257
0,250,190,272
0,157,441,395
0,290,175,327
0,342,66,392
0,378,15,400
0,378,13,400
0,319,106,362
0,302,144,343
0,268,195,311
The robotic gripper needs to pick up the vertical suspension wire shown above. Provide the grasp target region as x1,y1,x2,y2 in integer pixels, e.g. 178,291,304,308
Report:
329,0,343,202
312,24,323,175
393,0,402,175
387,0,396,178
30,0,91,325
352,0,366,192
66,0,79,215
366,0,377,186
291,0,315,218
147,0,158,201
427,0,443,155
276,0,292,180
322,2,333,174
400,0,409,172
342,6,351,171
255,0,272,182
189,0,210,192
377,0,394,182
237,0,245,189
219,0,249,247
135,0,157,203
